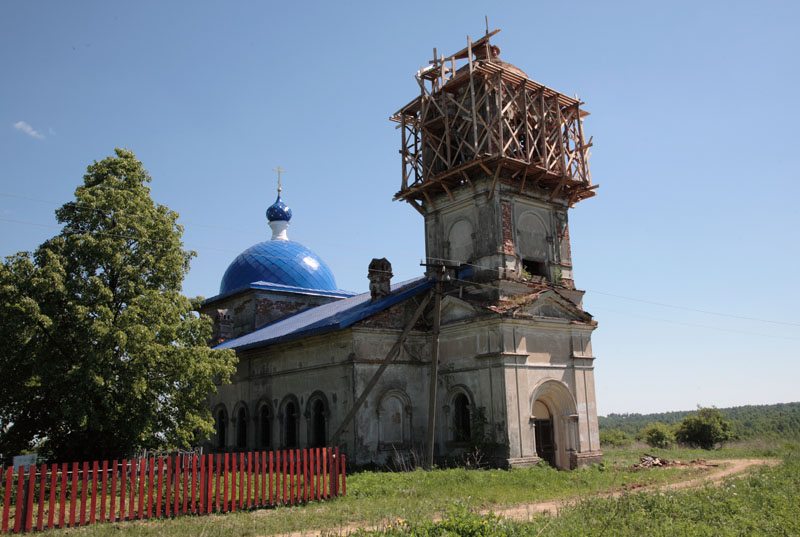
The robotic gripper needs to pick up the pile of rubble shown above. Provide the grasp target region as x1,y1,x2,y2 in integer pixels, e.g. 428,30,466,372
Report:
633,454,674,468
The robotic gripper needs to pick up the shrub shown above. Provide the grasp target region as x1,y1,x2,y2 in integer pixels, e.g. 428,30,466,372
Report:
638,422,674,448
599,428,632,448
675,407,734,449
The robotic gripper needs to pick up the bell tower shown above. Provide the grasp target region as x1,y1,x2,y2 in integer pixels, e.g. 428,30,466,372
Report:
391,29,597,299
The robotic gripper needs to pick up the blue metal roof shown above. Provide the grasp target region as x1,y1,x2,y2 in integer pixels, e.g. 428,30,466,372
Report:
219,240,337,295
205,280,356,305
216,276,430,352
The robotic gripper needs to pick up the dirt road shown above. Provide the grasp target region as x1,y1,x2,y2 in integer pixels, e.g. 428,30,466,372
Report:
280,458,779,536
494,458,779,521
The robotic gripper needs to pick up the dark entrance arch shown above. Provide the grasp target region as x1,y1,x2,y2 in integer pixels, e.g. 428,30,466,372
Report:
533,400,555,467
284,401,298,448
310,399,326,447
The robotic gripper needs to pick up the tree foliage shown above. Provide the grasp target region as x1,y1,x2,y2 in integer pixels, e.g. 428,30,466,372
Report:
599,428,632,448
599,402,800,441
674,407,734,449
638,422,674,448
0,149,236,461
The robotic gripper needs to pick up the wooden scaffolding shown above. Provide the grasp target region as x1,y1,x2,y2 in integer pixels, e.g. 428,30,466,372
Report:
390,29,597,210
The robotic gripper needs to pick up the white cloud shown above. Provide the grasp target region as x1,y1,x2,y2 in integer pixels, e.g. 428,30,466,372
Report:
13,121,45,139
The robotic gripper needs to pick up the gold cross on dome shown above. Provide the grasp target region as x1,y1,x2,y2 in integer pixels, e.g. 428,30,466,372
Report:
272,166,287,193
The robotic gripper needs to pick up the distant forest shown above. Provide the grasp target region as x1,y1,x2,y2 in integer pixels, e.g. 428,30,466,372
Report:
599,402,800,440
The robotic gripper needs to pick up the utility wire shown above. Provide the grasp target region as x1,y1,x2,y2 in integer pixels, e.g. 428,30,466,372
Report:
3,197,799,329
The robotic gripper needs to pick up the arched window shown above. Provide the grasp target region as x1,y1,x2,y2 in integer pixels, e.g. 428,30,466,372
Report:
378,390,411,449
259,404,272,449
453,393,471,442
283,400,299,448
310,399,326,448
235,406,247,449
216,408,228,450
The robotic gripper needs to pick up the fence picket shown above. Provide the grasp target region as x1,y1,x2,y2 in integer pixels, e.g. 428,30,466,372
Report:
100,460,108,523
246,452,252,508
215,454,222,513
207,454,213,513
110,461,118,523
24,467,35,532
69,462,78,527
2,467,11,533
120,460,128,522
146,457,154,519
341,454,346,496
36,464,46,531
47,463,57,529
238,452,245,510
127,458,136,521
0,447,344,534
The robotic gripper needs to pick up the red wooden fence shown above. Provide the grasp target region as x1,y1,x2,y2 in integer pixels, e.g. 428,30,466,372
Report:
0,447,345,534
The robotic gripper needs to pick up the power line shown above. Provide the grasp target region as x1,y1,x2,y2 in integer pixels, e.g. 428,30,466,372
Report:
3,203,799,329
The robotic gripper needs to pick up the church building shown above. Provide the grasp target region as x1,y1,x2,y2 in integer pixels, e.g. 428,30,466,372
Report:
201,30,602,470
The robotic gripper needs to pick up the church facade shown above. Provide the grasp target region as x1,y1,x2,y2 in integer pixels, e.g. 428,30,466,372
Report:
201,30,602,470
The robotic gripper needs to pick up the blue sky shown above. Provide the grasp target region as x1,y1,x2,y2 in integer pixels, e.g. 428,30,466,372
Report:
2,0,798,415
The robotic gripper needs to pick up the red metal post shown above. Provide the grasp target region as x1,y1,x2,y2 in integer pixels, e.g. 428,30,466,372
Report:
335,447,340,496
206,454,209,513
222,454,229,513
69,461,79,526
282,450,288,504
268,451,274,505
247,452,253,508
100,460,108,523
128,459,137,521
322,449,328,499
341,454,346,496
156,458,163,518
110,461,118,523
48,463,57,529
137,458,146,519
215,454,221,513
181,456,188,515
89,461,98,524
190,455,197,514
147,457,154,519
314,448,322,500
238,452,245,510
165,457,172,518
2,466,11,533
198,455,205,515
172,456,180,516
36,463,46,531
13,468,24,533
25,465,36,532
79,460,88,525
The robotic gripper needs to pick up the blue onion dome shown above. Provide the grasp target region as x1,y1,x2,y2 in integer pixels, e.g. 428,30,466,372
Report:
219,240,338,295
218,189,337,295
266,195,292,222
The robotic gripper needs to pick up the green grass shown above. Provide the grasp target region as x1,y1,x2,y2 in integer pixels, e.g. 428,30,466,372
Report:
350,445,799,536
38,443,791,536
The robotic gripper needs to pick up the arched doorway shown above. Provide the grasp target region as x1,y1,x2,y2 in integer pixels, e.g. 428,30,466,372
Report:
532,400,555,467
530,380,578,470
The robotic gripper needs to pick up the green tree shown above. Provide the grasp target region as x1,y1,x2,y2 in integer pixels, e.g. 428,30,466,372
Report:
674,407,734,449
0,149,236,461
638,422,674,448
599,428,632,448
